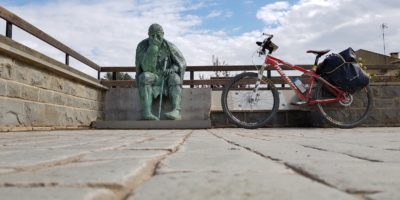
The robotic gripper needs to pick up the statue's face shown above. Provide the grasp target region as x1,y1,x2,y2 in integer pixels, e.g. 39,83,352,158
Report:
149,31,164,47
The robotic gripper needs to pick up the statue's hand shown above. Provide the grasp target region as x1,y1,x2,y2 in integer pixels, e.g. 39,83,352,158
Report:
163,68,175,76
147,44,159,53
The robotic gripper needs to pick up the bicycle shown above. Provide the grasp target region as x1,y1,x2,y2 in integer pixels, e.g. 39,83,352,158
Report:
221,34,373,129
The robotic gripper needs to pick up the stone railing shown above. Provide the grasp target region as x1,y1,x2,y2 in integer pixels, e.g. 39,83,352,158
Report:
0,6,101,77
100,64,398,88
0,33,107,131
0,6,107,131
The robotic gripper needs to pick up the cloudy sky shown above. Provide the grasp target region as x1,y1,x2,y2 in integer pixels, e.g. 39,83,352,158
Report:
2,0,400,77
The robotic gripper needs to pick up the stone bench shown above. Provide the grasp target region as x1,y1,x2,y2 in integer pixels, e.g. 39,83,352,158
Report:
92,88,212,129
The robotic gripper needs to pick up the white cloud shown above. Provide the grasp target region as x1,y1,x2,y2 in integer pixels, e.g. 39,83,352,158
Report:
206,10,222,18
256,0,400,63
2,0,400,78
206,10,233,19
5,0,203,77
256,1,290,25
224,11,233,18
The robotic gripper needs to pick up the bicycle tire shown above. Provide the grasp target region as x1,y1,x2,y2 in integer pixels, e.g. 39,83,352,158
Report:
221,72,279,129
315,83,373,128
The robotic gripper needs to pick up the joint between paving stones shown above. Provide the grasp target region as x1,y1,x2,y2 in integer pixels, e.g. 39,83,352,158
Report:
301,145,329,152
345,189,381,195
385,148,400,152
302,145,384,163
209,131,282,162
283,163,336,188
281,163,378,200
5,154,85,173
120,131,194,200
343,154,383,163
151,131,194,176
119,148,173,153
208,130,372,199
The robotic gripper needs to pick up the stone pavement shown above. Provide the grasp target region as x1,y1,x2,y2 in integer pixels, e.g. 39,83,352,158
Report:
0,128,399,200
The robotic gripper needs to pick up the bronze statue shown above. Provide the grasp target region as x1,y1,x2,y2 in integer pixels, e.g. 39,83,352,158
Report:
135,24,186,120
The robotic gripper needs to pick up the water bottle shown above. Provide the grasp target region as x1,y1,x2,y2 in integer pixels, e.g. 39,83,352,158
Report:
293,77,306,93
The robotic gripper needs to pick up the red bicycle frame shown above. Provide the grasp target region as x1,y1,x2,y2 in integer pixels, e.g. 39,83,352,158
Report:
265,55,347,105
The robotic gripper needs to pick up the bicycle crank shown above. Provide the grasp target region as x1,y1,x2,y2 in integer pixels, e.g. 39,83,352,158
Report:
339,93,353,107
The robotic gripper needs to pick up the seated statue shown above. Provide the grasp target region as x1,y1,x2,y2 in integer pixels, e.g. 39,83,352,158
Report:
135,23,186,120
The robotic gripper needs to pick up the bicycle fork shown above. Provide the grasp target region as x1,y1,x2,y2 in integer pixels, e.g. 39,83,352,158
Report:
251,63,268,101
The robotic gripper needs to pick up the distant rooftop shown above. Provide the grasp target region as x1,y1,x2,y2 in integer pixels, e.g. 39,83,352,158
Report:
355,49,400,65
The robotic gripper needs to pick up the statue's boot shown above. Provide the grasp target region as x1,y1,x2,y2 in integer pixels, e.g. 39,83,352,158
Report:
140,84,159,121
165,85,182,120
165,109,181,120
143,112,159,120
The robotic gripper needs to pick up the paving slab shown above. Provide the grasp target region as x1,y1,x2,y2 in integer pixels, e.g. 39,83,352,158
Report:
130,172,357,200
0,149,86,168
0,188,116,200
156,132,290,174
297,140,400,163
0,128,399,200
130,131,357,200
0,158,154,186
82,149,168,161
120,136,188,151
210,128,400,200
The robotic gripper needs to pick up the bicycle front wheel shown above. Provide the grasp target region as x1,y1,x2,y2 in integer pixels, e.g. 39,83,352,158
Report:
316,83,373,128
221,72,279,129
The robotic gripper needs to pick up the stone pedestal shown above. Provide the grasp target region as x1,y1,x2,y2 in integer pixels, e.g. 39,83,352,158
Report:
104,88,211,121
98,88,212,129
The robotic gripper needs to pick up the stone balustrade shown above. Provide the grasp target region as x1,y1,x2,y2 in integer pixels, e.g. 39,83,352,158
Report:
0,36,107,131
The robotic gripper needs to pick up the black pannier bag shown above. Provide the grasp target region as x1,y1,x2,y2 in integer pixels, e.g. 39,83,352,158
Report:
316,47,370,93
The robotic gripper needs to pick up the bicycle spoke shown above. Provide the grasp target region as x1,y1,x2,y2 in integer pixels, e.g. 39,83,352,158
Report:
221,72,279,129
316,85,372,128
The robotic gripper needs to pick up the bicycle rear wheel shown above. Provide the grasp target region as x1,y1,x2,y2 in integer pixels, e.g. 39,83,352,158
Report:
315,83,373,128
221,72,279,129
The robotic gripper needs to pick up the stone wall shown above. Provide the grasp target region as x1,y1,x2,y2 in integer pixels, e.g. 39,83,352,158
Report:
104,88,211,121
367,83,400,126
211,83,400,127
0,36,106,131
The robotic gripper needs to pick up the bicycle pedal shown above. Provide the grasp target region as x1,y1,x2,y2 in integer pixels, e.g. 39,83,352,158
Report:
291,101,308,106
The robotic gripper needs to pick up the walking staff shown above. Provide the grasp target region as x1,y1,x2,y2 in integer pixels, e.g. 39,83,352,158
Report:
158,57,168,119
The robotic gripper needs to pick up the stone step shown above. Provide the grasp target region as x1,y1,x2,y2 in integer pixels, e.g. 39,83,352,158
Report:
91,120,211,129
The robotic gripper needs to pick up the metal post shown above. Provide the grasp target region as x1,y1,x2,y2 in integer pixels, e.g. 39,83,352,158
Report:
6,21,12,38
190,71,194,88
381,23,388,64
112,72,117,80
65,53,69,65
266,70,272,90
97,71,101,80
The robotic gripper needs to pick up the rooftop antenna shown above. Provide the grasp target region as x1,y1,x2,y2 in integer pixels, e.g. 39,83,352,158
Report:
381,23,388,64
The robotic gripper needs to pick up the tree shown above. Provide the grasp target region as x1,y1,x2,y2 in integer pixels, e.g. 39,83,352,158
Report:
196,55,231,88
212,55,230,78
102,72,133,80
211,55,230,88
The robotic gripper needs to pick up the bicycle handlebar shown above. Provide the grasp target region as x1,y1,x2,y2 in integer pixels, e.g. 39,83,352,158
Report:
263,33,273,40
257,33,275,55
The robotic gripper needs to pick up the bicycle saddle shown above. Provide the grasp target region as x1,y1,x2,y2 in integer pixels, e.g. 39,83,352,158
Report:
306,49,330,56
